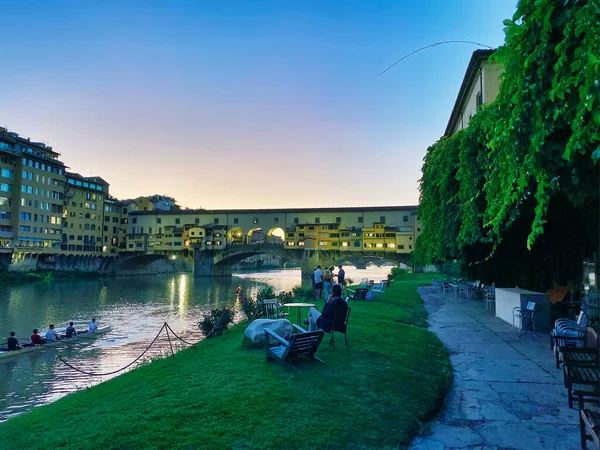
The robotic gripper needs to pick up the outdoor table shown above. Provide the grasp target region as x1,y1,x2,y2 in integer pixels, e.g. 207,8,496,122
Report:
281,303,315,325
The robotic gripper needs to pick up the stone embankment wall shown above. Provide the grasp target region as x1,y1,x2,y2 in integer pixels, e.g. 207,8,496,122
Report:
6,253,191,276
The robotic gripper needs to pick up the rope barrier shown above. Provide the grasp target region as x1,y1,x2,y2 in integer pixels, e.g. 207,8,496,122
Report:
57,323,168,377
56,295,289,377
57,306,236,376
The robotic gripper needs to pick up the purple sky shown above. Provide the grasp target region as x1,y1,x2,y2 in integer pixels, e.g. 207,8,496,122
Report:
0,0,516,209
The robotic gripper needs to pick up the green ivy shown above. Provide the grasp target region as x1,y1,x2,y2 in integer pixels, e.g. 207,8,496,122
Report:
418,0,599,265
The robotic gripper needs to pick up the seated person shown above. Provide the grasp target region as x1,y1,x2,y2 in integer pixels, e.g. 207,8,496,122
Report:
7,331,21,351
305,284,347,332
45,324,60,343
89,318,99,333
65,322,77,338
30,329,45,346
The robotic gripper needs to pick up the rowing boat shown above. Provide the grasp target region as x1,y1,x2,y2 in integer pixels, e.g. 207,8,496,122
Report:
0,326,111,360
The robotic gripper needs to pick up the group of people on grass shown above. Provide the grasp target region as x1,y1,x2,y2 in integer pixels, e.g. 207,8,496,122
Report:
311,264,345,300
2,318,100,351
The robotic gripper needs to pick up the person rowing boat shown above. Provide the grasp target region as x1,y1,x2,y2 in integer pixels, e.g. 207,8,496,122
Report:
30,329,45,346
0,331,22,351
64,322,77,338
89,318,99,333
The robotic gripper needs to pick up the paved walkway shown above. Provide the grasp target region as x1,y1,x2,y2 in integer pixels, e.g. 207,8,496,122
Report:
411,286,580,450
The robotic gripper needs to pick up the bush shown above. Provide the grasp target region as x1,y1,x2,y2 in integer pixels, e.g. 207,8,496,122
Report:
198,308,233,337
256,286,275,301
391,267,408,281
240,296,259,321
292,285,313,300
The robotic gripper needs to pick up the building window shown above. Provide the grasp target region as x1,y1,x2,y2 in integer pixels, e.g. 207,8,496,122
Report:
417,227,421,232
336,217,341,224
175,218,180,224
315,217,320,224
194,218,199,224
380,216,386,223
253,218,258,224
132,218,137,224
403,216,409,223
293,217,299,224
273,217,279,224
214,218,219,224
233,218,239,224
358,216,363,223
157,218,162,224
476,91,483,107
1,183,12,192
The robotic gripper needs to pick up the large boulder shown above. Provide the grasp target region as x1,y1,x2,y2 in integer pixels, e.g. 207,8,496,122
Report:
245,319,293,344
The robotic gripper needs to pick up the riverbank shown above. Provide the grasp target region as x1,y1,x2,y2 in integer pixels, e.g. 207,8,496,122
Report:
0,270,106,284
0,273,451,449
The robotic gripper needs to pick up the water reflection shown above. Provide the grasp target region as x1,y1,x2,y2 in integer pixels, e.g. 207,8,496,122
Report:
0,266,393,422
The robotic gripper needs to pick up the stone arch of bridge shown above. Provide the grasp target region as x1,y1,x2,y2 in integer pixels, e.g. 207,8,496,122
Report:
227,227,244,244
245,227,264,244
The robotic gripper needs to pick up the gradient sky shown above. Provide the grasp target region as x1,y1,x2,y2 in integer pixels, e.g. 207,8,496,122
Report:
1,0,516,209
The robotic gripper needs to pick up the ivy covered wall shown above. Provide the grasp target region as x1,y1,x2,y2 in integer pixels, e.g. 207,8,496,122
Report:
417,0,599,289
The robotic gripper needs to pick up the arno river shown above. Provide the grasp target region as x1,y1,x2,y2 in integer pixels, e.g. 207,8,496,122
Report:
0,266,392,422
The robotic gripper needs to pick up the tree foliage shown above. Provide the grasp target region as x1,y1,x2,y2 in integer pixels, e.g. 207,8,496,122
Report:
417,0,599,286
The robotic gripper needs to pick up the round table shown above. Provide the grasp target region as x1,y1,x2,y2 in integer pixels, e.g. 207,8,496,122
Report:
281,303,316,325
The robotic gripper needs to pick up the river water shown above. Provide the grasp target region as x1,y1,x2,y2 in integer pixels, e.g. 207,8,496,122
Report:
0,266,392,422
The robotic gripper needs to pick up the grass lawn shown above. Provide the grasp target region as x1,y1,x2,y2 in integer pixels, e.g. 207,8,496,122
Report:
0,273,451,449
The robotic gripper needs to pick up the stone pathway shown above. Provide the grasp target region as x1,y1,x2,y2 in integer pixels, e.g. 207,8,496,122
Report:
411,286,580,450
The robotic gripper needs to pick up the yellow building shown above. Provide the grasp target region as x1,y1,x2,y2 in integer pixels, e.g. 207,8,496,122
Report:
0,127,67,258
63,173,109,254
444,49,502,137
103,196,128,255
129,207,421,257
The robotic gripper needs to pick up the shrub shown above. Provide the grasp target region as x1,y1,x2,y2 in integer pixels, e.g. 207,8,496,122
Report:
256,286,275,301
391,267,408,280
198,308,233,337
240,296,259,321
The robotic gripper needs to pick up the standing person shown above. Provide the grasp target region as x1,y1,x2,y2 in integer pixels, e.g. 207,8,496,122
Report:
7,331,21,351
313,266,323,300
45,324,60,343
89,318,99,333
337,265,345,287
30,329,44,346
65,322,77,338
323,266,334,300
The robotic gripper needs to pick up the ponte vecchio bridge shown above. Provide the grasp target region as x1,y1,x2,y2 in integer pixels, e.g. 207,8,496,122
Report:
128,205,420,277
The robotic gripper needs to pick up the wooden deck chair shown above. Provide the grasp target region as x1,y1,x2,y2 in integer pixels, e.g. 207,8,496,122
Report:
265,324,324,370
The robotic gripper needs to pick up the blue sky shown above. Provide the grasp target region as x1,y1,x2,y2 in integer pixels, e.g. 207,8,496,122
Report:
0,0,517,209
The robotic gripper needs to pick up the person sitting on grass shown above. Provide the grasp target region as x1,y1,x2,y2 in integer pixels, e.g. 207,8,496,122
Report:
304,283,347,332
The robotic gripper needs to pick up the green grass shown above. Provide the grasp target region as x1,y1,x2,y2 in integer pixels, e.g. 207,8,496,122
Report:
0,273,451,450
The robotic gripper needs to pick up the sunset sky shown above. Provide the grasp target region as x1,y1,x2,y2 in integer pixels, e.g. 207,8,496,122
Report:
1,0,516,209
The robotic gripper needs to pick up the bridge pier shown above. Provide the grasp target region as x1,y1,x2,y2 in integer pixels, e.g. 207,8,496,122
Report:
300,250,342,277
193,249,233,277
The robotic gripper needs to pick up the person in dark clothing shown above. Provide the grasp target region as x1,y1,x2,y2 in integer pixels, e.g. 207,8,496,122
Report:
7,331,21,351
65,322,77,338
336,265,345,287
305,284,348,332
